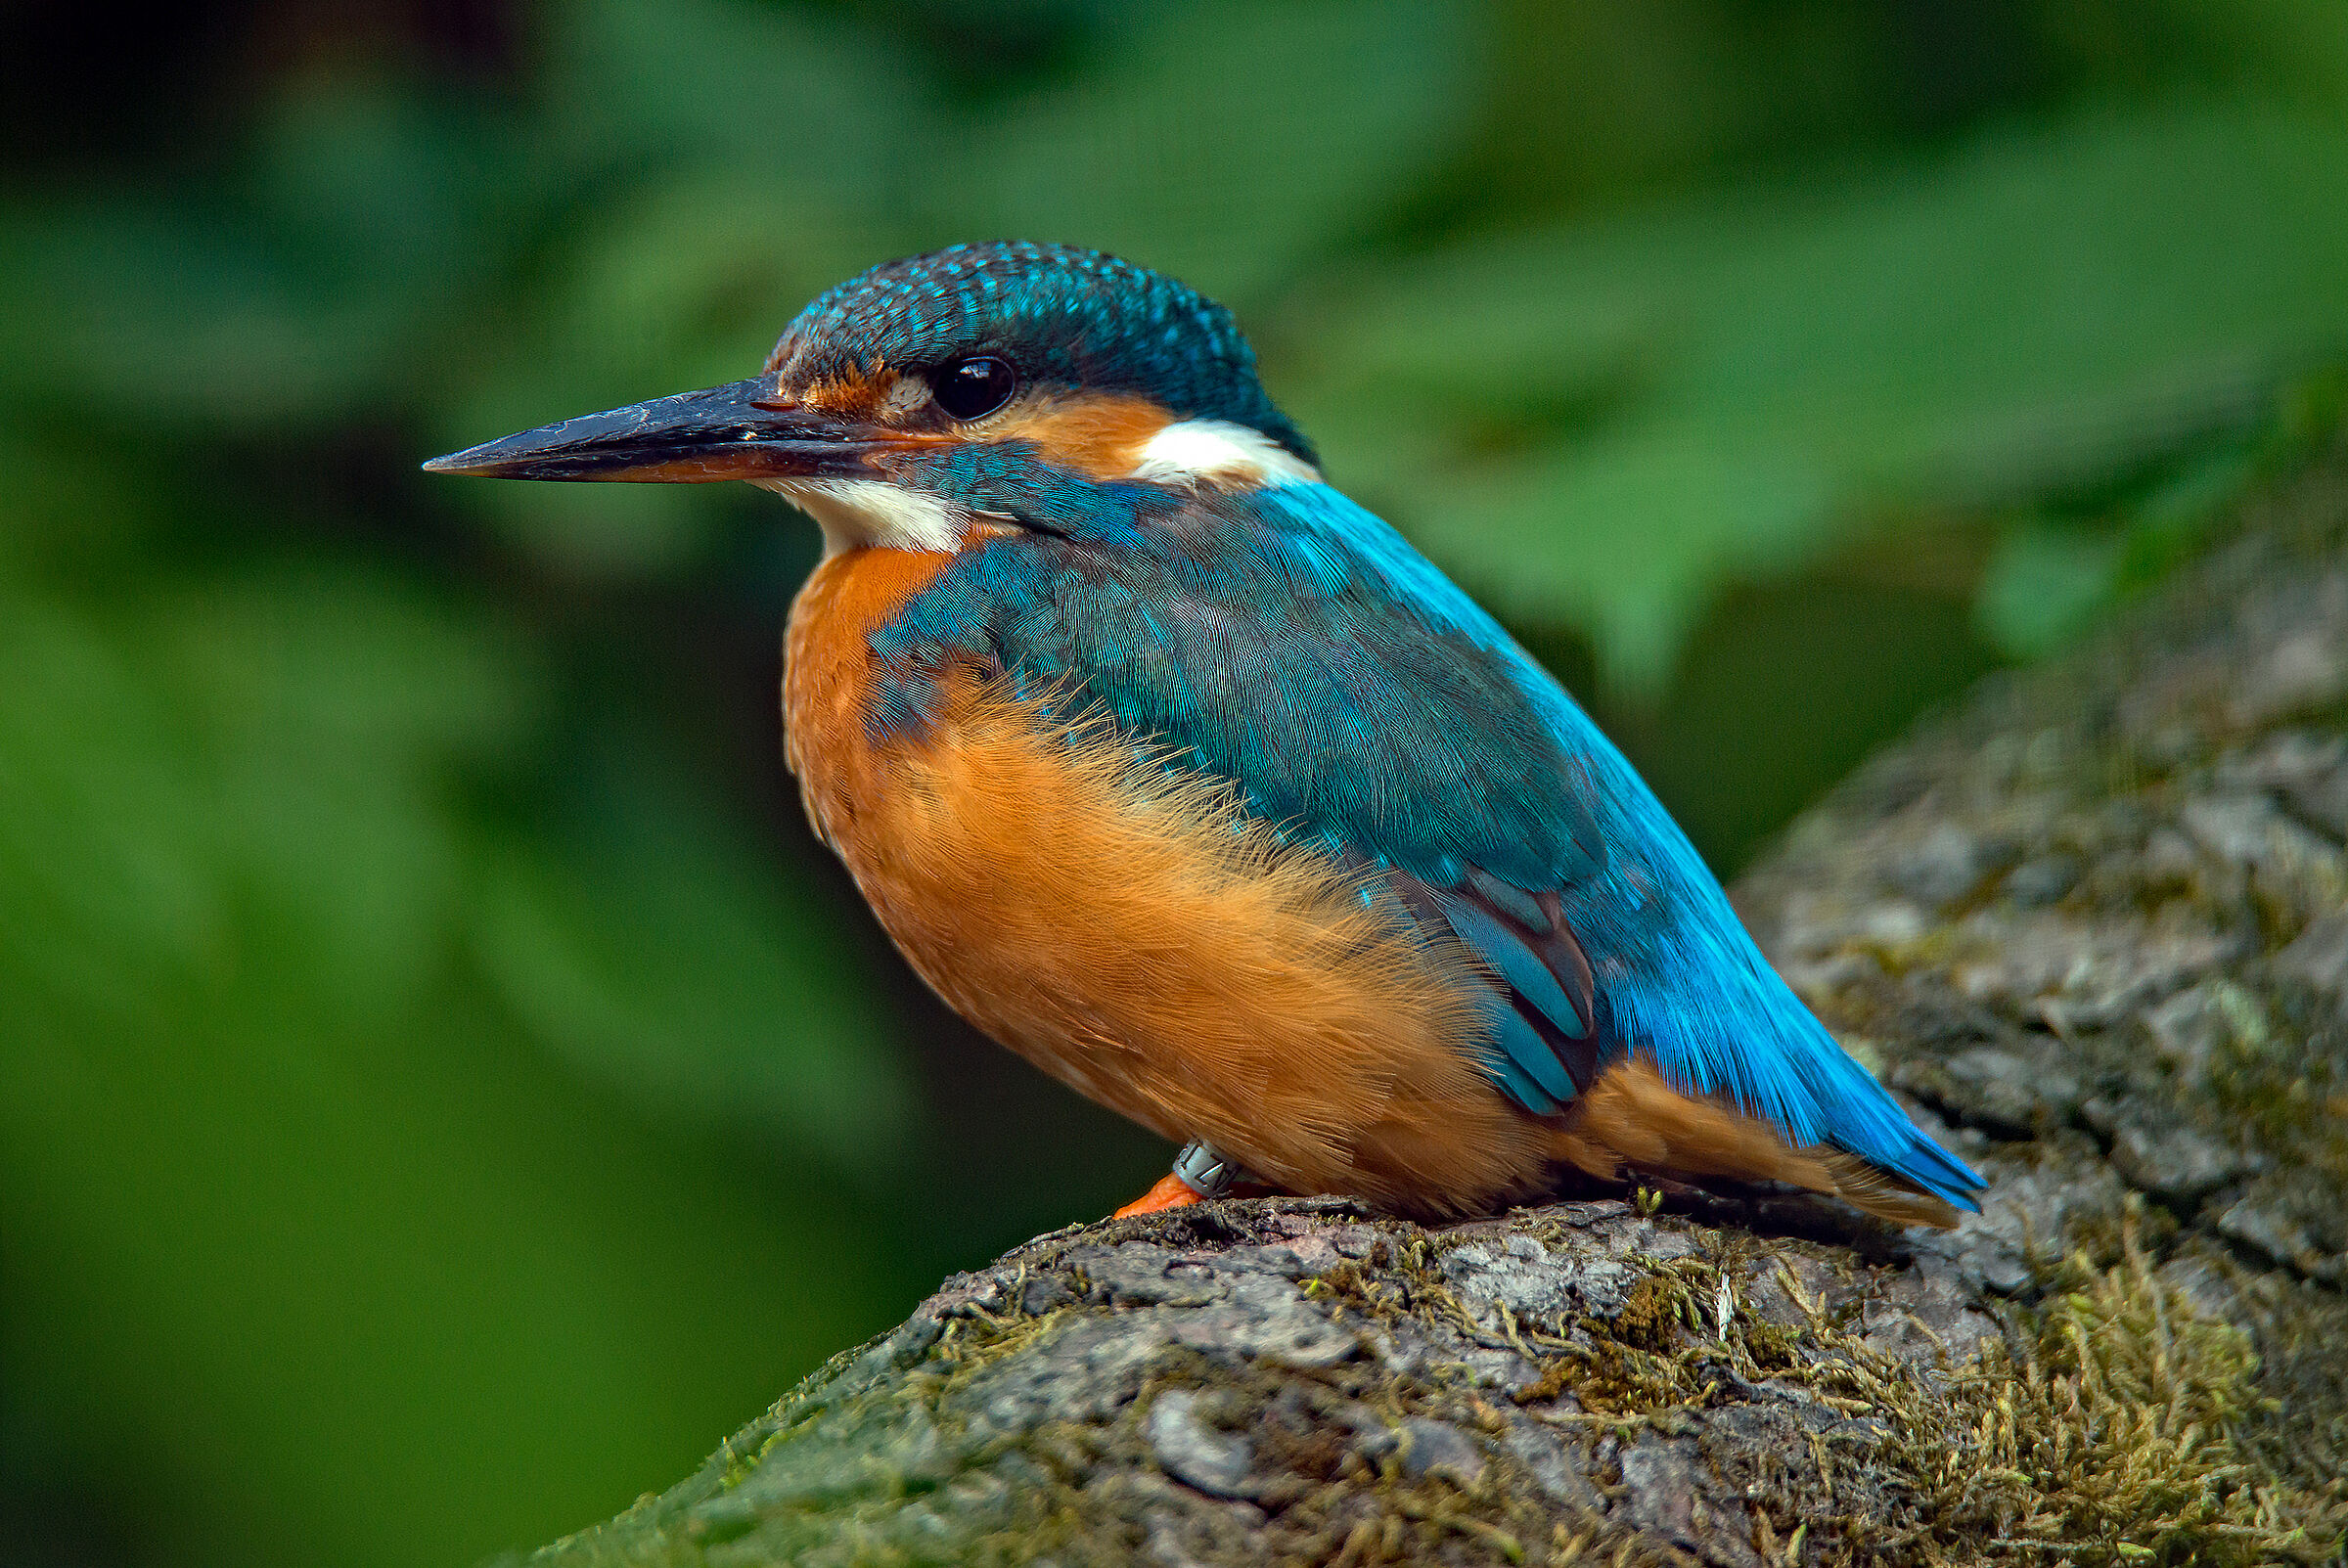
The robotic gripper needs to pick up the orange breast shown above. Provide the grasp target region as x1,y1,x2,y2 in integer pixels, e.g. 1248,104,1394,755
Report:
781,542,1561,1217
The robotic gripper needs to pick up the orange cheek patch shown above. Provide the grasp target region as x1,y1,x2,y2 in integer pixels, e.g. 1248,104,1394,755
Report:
988,391,1173,479
793,364,898,419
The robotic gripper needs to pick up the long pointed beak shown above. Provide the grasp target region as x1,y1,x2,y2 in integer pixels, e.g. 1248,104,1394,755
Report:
423,377,903,482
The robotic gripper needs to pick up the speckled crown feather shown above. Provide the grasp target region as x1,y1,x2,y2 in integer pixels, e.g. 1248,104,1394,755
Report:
767,242,1315,463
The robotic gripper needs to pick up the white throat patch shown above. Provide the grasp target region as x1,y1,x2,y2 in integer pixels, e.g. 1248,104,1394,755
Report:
757,477,966,556
1130,420,1319,489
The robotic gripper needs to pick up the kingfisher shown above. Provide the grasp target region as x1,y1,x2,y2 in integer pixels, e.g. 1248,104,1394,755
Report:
427,242,1983,1227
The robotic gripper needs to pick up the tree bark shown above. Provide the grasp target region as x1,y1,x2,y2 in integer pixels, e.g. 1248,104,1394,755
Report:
517,437,2348,1568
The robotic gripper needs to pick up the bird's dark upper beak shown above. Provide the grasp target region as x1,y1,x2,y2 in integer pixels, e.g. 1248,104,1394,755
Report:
422,377,907,482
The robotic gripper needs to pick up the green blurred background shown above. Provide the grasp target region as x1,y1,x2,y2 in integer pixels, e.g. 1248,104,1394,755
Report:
4,2,2347,1563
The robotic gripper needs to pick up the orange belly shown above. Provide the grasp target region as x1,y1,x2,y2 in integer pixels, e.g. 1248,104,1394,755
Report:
781,543,1560,1216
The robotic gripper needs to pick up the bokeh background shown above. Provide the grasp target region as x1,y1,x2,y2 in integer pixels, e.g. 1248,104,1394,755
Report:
4,2,2347,1564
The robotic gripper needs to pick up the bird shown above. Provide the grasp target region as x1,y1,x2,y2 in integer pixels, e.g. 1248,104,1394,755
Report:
426,241,1984,1228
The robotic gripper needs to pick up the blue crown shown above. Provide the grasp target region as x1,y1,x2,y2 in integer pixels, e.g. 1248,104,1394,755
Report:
768,242,1315,464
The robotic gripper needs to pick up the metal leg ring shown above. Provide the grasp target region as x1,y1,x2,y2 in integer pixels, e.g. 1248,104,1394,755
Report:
1171,1141,1250,1199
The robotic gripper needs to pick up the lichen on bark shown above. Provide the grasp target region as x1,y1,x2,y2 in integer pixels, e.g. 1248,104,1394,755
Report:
513,428,2348,1568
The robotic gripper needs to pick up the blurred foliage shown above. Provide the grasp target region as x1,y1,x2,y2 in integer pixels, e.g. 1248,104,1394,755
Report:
3,2,2347,1566
1299,105,2348,684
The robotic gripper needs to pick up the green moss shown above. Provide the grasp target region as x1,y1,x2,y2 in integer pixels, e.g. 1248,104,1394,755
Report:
1473,1206,2345,1567
1864,1202,2345,1566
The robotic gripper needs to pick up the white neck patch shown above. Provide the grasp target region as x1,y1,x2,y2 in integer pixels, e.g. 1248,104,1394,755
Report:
1129,420,1319,490
757,477,966,556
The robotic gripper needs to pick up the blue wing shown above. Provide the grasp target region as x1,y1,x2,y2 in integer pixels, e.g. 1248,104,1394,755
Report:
873,479,1982,1211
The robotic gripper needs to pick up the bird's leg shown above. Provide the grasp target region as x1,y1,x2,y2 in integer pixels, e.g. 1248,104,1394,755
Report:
1113,1174,1204,1217
1112,1141,1255,1217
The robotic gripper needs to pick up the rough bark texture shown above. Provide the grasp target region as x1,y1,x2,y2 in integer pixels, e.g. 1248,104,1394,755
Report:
518,438,2348,1568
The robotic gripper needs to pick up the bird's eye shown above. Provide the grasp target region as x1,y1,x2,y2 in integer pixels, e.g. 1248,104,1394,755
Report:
932,356,1016,421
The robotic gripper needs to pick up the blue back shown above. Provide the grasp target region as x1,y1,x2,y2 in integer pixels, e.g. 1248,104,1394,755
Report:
867,468,1983,1212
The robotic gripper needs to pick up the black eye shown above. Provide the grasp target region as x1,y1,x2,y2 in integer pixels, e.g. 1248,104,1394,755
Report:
933,356,1016,421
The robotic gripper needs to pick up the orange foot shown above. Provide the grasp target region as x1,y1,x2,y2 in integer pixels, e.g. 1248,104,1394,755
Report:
1112,1174,1203,1218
